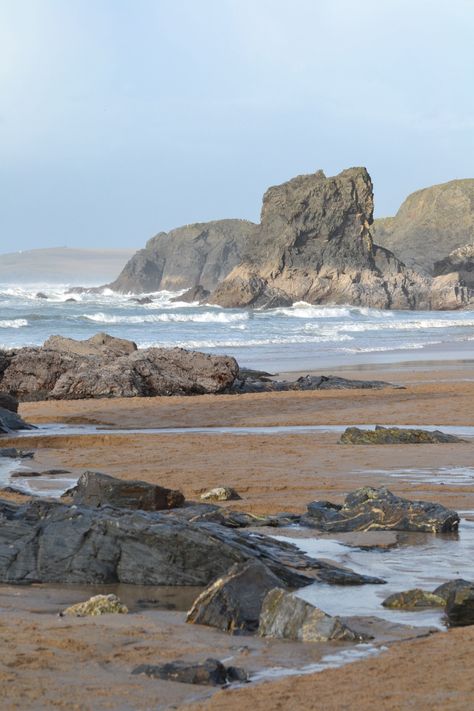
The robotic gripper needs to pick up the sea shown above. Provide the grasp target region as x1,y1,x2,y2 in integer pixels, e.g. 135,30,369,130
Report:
1,283,474,373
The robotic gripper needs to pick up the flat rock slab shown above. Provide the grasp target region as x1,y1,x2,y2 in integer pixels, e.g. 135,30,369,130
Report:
131,658,248,686
302,486,459,533
339,425,465,445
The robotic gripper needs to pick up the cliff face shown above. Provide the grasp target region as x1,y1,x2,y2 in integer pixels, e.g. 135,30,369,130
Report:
108,219,257,293
434,243,474,288
210,168,471,310
373,179,474,275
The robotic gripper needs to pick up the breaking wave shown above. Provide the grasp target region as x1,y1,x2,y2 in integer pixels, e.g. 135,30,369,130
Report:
81,311,249,325
0,319,28,328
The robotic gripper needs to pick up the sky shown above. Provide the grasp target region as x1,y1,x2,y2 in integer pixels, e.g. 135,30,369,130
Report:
1,0,473,252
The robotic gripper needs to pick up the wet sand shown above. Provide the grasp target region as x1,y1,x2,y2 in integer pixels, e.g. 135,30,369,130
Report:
1,359,474,709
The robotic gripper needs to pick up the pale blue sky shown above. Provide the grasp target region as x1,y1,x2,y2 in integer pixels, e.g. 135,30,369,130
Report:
1,0,473,251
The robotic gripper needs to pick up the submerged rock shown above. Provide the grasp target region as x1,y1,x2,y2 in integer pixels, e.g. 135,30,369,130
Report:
259,588,368,642
301,486,459,533
445,584,474,627
172,285,211,303
0,498,385,587
382,588,445,609
339,426,464,445
187,560,282,633
0,335,238,400
64,471,185,511
61,594,128,617
200,486,241,502
131,658,248,686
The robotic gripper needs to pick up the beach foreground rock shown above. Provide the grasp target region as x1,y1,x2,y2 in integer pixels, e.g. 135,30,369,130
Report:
259,588,368,642
0,498,385,587
132,658,248,686
301,486,460,533
339,426,465,444
445,584,474,627
186,560,282,632
61,594,128,617
0,406,36,434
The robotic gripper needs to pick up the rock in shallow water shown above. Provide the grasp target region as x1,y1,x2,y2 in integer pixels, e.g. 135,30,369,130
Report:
0,406,36,434
131,658,248,686
301,486,459,533
259,588,369,642
63,470,185,511
61,594,128,617
433,579,473,603
339,425,465,444
445,584,474,627
186,560,282,633
382,588,445,609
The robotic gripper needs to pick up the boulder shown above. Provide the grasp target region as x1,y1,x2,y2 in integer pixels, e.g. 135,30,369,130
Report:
0,337,239,400
301,486,459,533
132,296,153,304
382,588,445,609
61,594,128,617
433,579,473,603
445,584,474,627
200,486,241,502
172,285,211,303
131,658,248,686
0,406,36,434
186,560,282,632
339,426,464,445
0,498,385,587
259,588,367,642
64,471,185,510
0,392,18,412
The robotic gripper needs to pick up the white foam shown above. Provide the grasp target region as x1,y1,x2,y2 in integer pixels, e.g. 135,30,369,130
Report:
0,319,28,328
81,311,249,325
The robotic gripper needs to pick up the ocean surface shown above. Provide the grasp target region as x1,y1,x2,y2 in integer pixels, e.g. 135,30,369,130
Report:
1,283,474,372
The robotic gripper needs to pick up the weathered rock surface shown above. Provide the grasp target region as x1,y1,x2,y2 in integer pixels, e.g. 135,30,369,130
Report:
64,471,185,510
61,593,128,617
434,243,474,288
0,406,36,434
339,426,464,445
132,658,248,685
301,486,459,533
382,588,445,609
445,584,474,627
172,285,211,303
0,392,18,413
0,498,385,586
209,169,473,310
0,335,238,400
200,486,241,502
232,372,402,394
433,579,473,603
109,219,257,294
187,560,282,633
259,588,368,642
373,179,474,274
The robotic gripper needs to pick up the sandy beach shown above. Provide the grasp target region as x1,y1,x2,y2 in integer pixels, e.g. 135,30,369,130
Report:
1,359,474,709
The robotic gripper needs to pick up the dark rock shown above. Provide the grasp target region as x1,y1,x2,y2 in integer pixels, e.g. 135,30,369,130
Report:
382,588,445,609
259,588,369,642
0,498,385,586
183,507,301,528
301,486,459,533
35,292,48,299
433,579,473,603
445,584,474,627
132,296,153,304
373,179,474,275
172,285,211,303
65,297,77,302
0,448,34,459
64,471,184,510
339,425,465,445
131,658,247,686
0,336,238,400
108,219,257,294
231,373,401,395
186,560,283,632
0,406,36,434
12,468,71,478
0,392,18,412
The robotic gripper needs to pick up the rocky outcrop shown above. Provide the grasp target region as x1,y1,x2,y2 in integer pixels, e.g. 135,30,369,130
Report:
258,588,367,642
109,219,257,293
445,584,474,627
373,179,474,275
63,471,185,511
209,169,473,310
0,334,238,400
187,560,282,633
434,243,474,288
339,426,465,445
0,498,385,587
301,487,460,533
171,285,211,303
132,658,248,685
61,594,128,617
0,406,36,434
232,372,402,394
382,588,445,609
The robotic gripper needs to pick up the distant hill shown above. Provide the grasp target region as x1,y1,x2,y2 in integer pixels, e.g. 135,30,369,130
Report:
373,179,474,274
0,247,135,284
